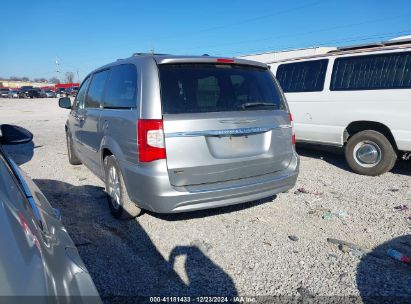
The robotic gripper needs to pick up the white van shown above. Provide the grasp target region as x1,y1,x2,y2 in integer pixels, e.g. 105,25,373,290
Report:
269,39,411,176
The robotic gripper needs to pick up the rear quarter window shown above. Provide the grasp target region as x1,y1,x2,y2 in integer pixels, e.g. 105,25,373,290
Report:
103,64,137,108
85,70,110,109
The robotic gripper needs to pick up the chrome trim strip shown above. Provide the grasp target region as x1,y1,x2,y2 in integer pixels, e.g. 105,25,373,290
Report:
165,125,291,138
8,158,43,227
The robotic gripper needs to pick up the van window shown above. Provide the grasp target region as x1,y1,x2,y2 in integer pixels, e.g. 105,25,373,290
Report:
330,51,411,91
159,64,284,114
85,70,110,108
74,77,90,110
276,59,328,92
104,64,137,108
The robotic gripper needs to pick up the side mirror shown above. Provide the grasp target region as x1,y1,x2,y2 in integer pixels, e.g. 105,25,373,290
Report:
59,97,72,109
0,124,33,145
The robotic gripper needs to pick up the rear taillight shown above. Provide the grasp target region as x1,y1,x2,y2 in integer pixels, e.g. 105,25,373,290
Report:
137,119,166,162
289,113,296,145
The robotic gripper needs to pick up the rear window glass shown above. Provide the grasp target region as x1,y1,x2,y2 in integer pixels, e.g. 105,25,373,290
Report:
159,64,284,114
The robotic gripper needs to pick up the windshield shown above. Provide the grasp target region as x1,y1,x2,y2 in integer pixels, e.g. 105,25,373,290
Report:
159,63,284,114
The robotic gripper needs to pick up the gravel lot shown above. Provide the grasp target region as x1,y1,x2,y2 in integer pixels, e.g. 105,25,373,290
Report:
1,98,410,302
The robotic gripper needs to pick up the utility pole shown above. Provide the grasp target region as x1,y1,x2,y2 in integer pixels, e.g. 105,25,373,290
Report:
55,56,60,73
55,56,61,84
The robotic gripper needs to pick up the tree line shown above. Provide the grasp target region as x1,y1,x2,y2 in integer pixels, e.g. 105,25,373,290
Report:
1,72,77,84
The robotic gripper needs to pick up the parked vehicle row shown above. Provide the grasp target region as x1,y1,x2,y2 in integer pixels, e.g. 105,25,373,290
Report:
0,87,57,98
0,86,78,99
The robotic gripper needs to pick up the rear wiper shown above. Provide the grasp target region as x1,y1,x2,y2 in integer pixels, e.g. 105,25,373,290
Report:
241,102,276,110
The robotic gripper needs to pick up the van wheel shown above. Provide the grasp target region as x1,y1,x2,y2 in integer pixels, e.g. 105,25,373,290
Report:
66,132,81,165
345,130,397,176
104,155,142,219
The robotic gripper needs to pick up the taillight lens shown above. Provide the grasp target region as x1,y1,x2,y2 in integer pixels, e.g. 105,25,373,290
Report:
138,119,166,162
289,113,296,145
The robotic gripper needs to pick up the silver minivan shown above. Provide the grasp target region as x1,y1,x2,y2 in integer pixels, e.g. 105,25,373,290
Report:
59,54,299,218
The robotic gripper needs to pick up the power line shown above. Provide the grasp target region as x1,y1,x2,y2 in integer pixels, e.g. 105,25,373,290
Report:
169,12,411,53
227,30,411,56
144,0,327,43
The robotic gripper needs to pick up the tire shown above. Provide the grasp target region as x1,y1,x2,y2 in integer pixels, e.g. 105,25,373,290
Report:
345,130,397,176
104,155,142,219
66,132,82,165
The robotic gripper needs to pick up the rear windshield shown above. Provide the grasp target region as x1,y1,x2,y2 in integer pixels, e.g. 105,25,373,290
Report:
159,64,284,114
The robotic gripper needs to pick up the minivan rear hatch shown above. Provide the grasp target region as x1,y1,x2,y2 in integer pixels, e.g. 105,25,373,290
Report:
158,61,294,187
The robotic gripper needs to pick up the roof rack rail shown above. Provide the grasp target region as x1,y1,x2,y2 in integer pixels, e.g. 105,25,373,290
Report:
383,36,411,46
328,42,383,53
132,52,168,56
327,37,411,53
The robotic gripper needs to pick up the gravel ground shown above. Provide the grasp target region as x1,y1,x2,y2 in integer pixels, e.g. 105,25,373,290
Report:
1,98,410,302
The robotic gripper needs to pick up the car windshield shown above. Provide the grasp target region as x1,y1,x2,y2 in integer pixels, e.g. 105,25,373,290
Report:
159,63,284,114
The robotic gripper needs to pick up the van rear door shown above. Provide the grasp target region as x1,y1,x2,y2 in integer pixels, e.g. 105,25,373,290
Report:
159,62,294,187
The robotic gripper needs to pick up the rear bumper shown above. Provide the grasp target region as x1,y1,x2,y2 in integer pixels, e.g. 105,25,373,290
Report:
122,152,299,213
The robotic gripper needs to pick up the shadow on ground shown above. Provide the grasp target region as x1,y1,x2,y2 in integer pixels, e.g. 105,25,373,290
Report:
149,195,276,221
357,234,411,303
297,145,411,176
33,179,238,302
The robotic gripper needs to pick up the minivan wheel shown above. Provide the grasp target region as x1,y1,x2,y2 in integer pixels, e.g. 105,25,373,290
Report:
66,132,81,165
345,130,397,176
104,155,142,219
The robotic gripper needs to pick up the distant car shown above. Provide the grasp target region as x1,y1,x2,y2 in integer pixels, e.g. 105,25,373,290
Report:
7,90,19,98
18,86,34,98
44,90,57,98
39,89,47,98
26,88,47,98
66,87,79,97
0,124,101,300
56,88,67,97
27,88,42,98
0,88,10,98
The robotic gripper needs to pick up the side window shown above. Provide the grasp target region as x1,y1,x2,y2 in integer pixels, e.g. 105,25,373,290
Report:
276,59,328,92
74,77,90,110
104,64,137,108
330,51,411,91
86,70,110,109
